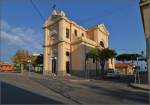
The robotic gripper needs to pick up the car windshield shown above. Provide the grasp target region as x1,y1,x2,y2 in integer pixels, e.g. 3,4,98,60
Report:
107,70,115,73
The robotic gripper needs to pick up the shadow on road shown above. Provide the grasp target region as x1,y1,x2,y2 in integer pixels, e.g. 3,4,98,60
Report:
80,83,149,104
102,75,135,84
1,82,63,104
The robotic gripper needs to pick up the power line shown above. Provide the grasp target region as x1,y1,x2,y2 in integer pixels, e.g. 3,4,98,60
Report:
30,0,45,21
78,2,136,25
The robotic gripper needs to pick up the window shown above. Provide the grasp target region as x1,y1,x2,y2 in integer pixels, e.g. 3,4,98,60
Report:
66,28,69,38
74,30,77,36
66,61,70,73
66,51,70,56
100,41,104,48
82,33,84,37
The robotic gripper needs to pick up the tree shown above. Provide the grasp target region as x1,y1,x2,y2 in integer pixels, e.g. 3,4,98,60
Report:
87,48,117,78
98,48,117,78
86,48,100,77
116,53,142,62
11,49,41,71
11,50,29,64
29,55,38,65
11,49,29,71
35,54,43,65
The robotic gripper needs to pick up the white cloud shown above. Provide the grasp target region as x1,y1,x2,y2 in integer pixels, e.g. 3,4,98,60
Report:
0,20,11,30
0,20,43,52
1,31,26,45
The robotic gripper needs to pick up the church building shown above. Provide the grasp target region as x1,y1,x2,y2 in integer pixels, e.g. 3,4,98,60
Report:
43,10,114,77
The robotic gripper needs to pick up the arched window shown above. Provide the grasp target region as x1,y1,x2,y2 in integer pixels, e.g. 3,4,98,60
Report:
100,41,104,48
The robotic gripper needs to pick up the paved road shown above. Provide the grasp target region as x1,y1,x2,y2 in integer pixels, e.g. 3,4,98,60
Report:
0,72,76,104
0,72,149,104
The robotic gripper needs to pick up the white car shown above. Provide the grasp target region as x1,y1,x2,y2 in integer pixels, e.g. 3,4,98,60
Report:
105,69,120,78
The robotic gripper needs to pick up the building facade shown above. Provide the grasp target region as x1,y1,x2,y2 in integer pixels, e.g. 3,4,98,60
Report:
0,61,16,71
140,0,150,83
115,63,135,75
43,10,114,77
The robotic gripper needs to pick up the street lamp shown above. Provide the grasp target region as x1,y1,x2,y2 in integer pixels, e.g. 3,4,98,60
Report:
27,60,31,72
136,51,145,84
136,57,140,84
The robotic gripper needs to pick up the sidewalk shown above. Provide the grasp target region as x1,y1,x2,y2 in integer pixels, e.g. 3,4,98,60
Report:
129,83,150,91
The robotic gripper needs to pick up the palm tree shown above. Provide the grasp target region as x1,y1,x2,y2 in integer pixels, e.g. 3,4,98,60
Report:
98,48,117,78
86,48,100,77
87,48,116,79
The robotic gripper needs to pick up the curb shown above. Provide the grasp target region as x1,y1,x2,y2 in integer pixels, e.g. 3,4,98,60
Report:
129,83,150,91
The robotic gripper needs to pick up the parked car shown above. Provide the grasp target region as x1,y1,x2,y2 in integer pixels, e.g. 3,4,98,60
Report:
104,69,120,78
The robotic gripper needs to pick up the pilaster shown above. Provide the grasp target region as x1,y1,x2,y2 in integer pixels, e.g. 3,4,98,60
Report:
43,28,51,75
58,42,66,75
58,19,65,41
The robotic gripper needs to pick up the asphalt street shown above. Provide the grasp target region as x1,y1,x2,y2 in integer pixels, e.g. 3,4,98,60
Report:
0,72,149,104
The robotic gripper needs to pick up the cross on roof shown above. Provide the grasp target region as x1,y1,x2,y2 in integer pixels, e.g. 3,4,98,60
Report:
52,4,56,10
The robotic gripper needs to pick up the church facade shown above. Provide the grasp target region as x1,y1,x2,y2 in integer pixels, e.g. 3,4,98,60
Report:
43,10,114,77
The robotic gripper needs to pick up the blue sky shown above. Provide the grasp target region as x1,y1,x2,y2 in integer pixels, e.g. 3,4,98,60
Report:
0,0,146,63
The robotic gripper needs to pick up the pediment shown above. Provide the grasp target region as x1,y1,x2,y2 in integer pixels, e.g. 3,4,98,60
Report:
98,24,109,35
43,16,54,28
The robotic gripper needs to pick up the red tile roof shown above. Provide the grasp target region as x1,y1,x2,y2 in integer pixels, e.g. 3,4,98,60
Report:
115,63,135,69
0,61,16,71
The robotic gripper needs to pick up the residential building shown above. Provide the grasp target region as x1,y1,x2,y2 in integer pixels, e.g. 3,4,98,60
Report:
140,0,150,83
0,61,16,71
115,63,135,75
43,10,114,77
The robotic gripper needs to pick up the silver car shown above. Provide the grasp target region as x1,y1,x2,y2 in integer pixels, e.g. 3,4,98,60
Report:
105,69,120,78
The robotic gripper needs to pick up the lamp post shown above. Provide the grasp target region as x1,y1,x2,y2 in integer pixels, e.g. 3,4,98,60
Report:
134,67,137,83
136,57,140,84
136,51,145,84
27,60,31,76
